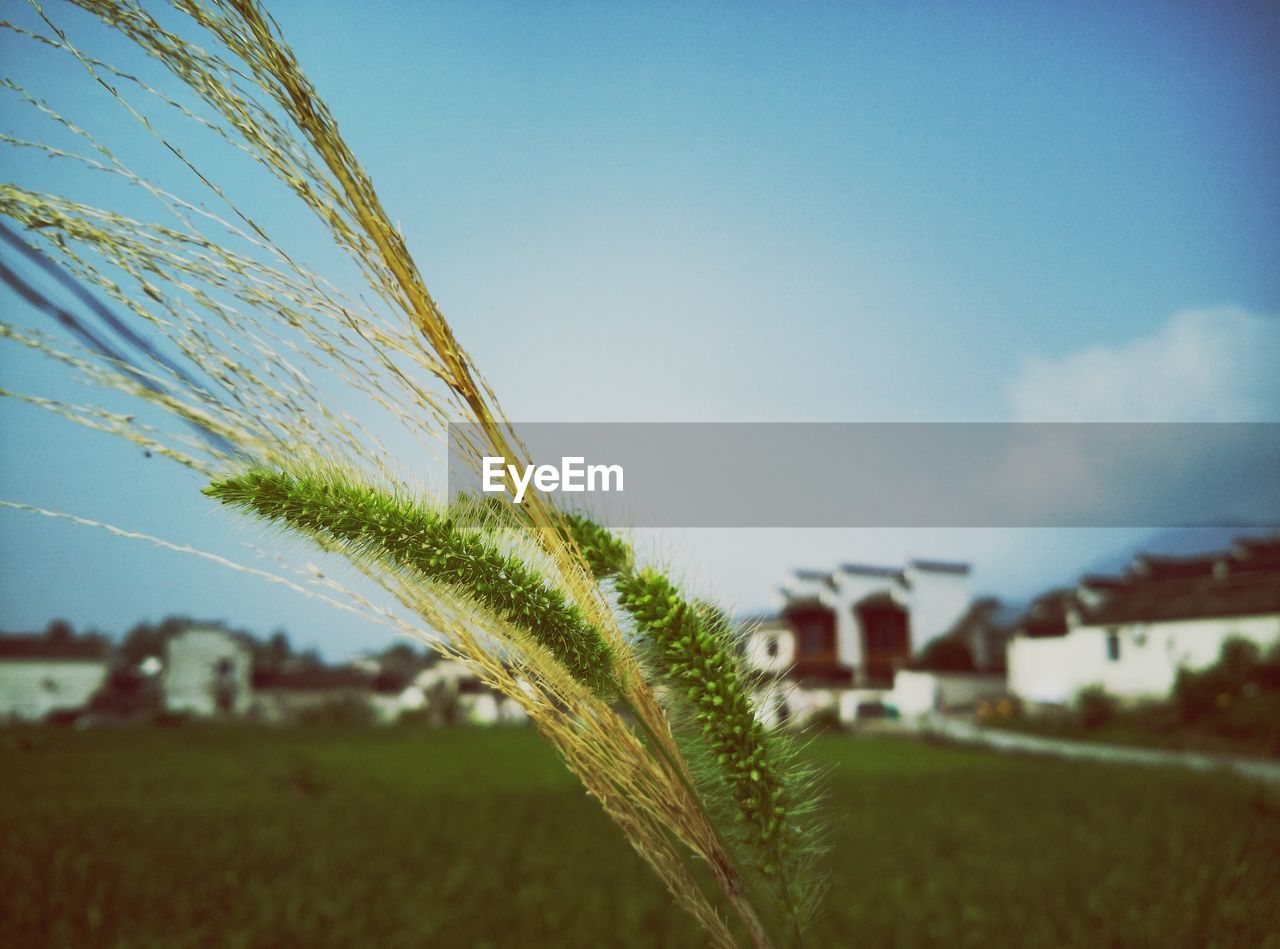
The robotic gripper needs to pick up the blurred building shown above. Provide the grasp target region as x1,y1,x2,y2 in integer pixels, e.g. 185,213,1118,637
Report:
1008,536,1280,706
743,558,984,727
0,629,109,721
403,660,529,726
249,665,389,724
162,627,253,717
0,618,461,726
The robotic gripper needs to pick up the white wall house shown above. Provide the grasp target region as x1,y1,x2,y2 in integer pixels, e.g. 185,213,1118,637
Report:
743,615,797,676
407,660,529,725
744,557,976,727
1008,537,1280,706
0,640,108,722
162,627,253,717
778,561,971,681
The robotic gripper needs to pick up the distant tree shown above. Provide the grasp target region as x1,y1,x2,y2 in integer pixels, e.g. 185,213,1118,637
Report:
1076,685,1116,730
297,647,324,670
156,616,194,641
381,642,415,663
81,628,110,650
250,630,294,672
1218,638,1261,690
911,637,975,672
1174,636,1266,722
120,621,168,667
267,630,292,663
375,641,432,691
44,618,74,643
1260,641,1280,691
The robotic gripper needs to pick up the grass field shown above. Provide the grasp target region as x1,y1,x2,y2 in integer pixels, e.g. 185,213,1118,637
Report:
3,727,1279,948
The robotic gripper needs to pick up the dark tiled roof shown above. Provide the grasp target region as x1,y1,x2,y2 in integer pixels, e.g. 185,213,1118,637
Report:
909,559,971,575
1083,566,1280,625
1019,535,1280,636
837,563,901,578
1079,574,1129,591
793,568,835,584
1128,553,1219,581
1232,537,1280,569
0,634,109,661
1014,590,1076,638
780,589,825,607
783,598,835,615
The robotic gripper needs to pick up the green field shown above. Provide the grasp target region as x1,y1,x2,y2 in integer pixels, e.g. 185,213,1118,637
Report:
3,727,1278,948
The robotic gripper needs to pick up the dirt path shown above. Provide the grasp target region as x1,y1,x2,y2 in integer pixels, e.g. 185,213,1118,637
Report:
927,716,1280,785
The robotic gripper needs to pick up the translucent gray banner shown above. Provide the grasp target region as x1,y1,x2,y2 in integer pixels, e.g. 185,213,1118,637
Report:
447,423,1280,528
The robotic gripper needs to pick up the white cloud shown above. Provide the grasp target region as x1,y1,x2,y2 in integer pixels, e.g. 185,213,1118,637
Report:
1010,306,1280,422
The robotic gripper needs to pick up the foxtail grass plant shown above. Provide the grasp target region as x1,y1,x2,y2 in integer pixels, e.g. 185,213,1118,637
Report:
1,2,826,944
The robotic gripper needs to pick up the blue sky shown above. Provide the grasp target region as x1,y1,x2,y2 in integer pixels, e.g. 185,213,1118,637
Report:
1,1,1278,656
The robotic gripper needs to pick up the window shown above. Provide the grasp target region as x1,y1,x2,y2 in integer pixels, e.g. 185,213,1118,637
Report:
765,636,779,659
1106,630,1121,662
801,625,827,655
786,609,833,657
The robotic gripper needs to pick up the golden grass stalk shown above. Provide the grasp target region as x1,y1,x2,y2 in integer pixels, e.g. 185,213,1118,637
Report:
1,3,825,945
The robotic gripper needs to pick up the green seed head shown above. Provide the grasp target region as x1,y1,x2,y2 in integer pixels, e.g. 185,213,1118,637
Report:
205,466,617,695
